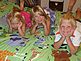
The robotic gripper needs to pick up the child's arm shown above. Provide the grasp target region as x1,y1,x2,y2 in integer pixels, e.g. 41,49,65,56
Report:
66,29,78,54
7,14,13,33
66,36,78,54
18,21,26,37
42,17,50,36
31,23,38,34
54,36,65,50
53,29,66,49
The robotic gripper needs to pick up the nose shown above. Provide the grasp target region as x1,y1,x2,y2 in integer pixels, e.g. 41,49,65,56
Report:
63,27,68,33
64,28,68,32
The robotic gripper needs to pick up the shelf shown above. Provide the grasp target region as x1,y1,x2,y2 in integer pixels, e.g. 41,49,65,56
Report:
50,0,64,2
49,1,64,11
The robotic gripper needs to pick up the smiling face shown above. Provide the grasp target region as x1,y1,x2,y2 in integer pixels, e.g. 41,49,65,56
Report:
11,23,18,29
34,12,45,23
59,12,77,36
60,19,73,36
11,16,21,29
32,5,46,24
10,12,22,29
11,20,19,29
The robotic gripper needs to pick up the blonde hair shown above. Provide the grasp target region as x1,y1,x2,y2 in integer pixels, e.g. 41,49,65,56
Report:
10,12,25,24
8,7,24,24
31,5,48,21
59,12,77,29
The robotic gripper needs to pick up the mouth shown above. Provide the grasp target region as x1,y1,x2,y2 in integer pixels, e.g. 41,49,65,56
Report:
64,32,69,35
38,20,42,23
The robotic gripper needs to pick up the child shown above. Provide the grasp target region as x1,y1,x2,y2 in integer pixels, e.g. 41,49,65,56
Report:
53,12,81,54
31,5,50,36
7,7,26,37
7,7,32,37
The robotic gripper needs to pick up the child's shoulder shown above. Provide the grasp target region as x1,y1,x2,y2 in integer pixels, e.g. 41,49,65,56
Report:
55,31,61,37
56,31,60,35
74,29,81,36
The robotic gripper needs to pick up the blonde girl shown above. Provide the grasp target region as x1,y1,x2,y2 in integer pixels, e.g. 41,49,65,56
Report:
7,7,26,37
31,5,50,36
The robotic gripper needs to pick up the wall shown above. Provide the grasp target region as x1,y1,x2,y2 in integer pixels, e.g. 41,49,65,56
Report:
41,0,49,8
63,0,69,12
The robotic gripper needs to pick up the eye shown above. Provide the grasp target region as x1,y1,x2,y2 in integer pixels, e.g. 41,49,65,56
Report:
67,26,70,28
61,26,65,28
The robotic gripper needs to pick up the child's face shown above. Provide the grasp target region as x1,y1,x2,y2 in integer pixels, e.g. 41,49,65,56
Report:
34,14,45,23
60,19,73,36
11,18,20,29
11,22,19,29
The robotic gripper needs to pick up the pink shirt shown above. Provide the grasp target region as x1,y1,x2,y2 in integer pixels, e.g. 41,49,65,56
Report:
20,11,32,28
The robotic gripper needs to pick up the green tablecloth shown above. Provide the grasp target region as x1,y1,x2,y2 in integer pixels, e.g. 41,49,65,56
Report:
0,30,81,61
0,29,55,61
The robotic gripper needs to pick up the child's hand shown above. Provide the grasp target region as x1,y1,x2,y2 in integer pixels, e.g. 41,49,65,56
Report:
66,29,75,40
35,22,38,27
18,21,22,28
59,28,66,38
9,27,12,33
59,29,66,38
41,20,46,26
36,22,38,26
67,29,74,37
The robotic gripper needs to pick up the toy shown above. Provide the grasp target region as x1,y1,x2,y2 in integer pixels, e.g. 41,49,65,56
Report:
52,50,71,61
0,50,15,61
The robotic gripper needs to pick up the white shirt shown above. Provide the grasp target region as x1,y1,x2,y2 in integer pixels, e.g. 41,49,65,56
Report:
54,29,81,46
